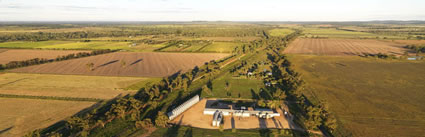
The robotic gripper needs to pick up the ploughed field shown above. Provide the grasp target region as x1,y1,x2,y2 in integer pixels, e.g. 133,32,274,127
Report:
10,52,229,77
284,38,406,56
0,49,88,64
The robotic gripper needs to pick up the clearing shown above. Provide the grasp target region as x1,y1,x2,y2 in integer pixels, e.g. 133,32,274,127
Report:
269,29,295,37
289,55,425,137
0,49,89,64
0,73,148,99
200,42,242,53
0,98,95,137
10,52,229,77
284,38,406,56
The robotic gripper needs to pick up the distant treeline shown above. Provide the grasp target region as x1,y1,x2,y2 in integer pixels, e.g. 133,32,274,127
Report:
0,25,266,42
0,49,115,70
405,45,425,53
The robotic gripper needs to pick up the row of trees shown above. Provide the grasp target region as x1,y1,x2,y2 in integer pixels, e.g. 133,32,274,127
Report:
405,45,425,53
0,25,265,42
0,49,115,70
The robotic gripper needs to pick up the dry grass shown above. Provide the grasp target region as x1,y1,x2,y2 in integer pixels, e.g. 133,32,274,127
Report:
0,73,146,99
289,55,425,137
284,38,406,56
0,98,95,137
10,52,229,77
0,49,89,64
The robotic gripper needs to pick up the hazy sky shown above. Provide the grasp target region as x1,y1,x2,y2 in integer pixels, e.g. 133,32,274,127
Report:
0,0,424,21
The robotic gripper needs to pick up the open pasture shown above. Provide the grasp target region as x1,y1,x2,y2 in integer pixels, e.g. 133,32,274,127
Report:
0,73,147,99
0,49,89,64
269,29,294,37
0,98,95,137
10,52,229,77
284,38,406,56
289,55,425,137
200,42,242,53
0,41,73,49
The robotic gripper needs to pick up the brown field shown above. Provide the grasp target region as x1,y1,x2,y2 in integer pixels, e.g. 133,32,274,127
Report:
10,52,229,77
0,49,89,64
0,98,95,137
284,38,407,56
170,99,291,130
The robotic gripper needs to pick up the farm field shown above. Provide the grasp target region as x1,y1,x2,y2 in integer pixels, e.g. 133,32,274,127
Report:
269,29,294,37
0,98,95,137
0,41,74,49
200,42,242,53
0,73,148,99
288,55,425,137
284,38,407,56
0,49,89,64
10,52,230,77
386,39,425,45
301,28,406,39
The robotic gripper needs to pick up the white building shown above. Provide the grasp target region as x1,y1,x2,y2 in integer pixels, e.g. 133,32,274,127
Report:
167,95,200,120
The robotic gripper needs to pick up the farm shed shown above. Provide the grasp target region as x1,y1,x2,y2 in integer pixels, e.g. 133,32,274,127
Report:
167,95,200,120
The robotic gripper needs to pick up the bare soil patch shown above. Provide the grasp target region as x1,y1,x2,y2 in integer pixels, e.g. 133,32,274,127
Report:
10,52,229,77
169,99,290,129
0,49,89,64
284,38,406,56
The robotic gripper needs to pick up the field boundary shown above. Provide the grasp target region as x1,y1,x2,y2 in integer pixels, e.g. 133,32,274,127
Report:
0,93,103,102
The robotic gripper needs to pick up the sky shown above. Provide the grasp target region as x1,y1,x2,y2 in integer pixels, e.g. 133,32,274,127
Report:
0,0,424,21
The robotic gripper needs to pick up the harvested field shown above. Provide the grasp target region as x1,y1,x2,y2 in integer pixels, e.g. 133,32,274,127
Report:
289,55,425,137
0,98,95,137
0,49,89,64
284,38,406,56
10,52,229,77
0,73,147,99
169,99,291,130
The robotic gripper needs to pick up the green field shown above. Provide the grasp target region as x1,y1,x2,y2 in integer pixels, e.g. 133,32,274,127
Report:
200,42,242,53
301,28,407,39
0,41,74,49
0,41,170,52
269,29,295,37
288,55,425,137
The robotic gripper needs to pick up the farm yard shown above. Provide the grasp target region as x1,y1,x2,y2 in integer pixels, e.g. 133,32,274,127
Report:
9,52,230,77
288,55,425,137
284,38,407,56
0,49,89,64
0,98,95,137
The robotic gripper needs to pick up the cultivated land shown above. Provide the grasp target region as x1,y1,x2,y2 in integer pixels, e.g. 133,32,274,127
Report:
284,38,407,56
289,55,425,137
200,42,242,53
0,49,89,64
0,41,73,49
269,29,295,37
0,98,95,137
0,73,147,99
10,52,229,77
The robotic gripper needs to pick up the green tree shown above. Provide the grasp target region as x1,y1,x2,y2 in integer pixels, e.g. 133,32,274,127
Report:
155,112,169,127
